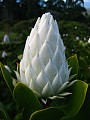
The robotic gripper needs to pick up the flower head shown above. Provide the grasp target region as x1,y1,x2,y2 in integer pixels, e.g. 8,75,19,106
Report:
17,13,71,98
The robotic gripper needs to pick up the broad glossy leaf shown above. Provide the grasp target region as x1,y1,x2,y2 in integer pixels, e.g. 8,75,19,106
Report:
68,54,79,76
0,102,10,120
30,107,65,120
13,82,42,120
62,80,88,118
51,80,88,119
69,84,90,120
0,62,13,95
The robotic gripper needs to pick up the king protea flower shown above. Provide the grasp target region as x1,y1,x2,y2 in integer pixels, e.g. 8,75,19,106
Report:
16,13,71,98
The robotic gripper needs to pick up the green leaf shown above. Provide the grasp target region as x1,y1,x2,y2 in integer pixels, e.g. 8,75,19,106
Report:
69,84,90,120
13,113,22,120
17,54,23,60
0,62,14,95
68,54,79,76
0,102,10,120
13,82,43,120
30,107,65,120
62,80,88,118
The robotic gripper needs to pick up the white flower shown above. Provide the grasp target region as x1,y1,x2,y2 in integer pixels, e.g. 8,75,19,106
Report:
76,36,80,40
17,13,71,98
2,51,8,58
63,34,65,37
84,37,86,41
2,34,10,43
66,33,68,37
75,26,77,29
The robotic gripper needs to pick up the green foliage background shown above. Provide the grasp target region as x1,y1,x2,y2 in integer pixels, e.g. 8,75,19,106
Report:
0,11,90,120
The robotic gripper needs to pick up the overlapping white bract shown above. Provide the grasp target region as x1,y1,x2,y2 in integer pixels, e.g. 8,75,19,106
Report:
19,13,71,98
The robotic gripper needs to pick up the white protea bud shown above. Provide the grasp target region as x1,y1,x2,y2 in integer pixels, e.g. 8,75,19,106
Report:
18,13,71,98
2,51,8,58
2,34,10,43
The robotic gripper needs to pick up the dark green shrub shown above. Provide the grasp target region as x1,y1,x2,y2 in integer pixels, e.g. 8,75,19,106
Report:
58,21,90,81
12,19,36,34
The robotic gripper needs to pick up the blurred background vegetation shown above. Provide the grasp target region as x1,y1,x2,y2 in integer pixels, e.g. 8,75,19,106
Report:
0,0,89,21
0,0,90,119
